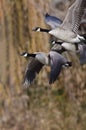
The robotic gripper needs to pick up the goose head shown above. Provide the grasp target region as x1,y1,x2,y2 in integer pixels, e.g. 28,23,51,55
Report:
20,52,28,57
20,52,36,58
32,27,41,32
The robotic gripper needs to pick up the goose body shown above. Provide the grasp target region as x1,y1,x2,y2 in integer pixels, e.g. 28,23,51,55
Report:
21,52,49,65
51,41,78,52
21,51,72,86
35,52,49,65
61,42,77,52
49,27,84,43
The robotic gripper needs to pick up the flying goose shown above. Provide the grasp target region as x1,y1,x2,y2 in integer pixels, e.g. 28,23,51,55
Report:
51,40,86,65
45,4,86,62
21,51,72,86
33,0,86,43
51,40,79,52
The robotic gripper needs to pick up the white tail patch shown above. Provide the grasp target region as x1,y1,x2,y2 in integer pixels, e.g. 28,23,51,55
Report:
77,34,85,40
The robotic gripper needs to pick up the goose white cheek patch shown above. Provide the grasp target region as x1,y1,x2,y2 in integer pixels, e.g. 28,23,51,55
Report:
37,28,41,32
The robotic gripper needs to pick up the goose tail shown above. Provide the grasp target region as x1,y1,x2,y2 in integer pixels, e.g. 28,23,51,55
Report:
78,34,86,43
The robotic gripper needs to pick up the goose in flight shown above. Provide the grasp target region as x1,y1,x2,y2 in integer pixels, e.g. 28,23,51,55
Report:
20,51,72,86
51,40,86,65
33,0,86,43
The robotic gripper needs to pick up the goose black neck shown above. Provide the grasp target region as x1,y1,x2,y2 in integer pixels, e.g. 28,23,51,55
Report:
66,61,72,67
40,28,50,33
27,53,36,58
55,41,63,45
51,47,66,54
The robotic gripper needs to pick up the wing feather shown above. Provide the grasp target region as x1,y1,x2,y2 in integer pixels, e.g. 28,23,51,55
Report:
78,44,86,64
44,13,62,29
49,51,67,84
23,59,44,86
61,0,86,33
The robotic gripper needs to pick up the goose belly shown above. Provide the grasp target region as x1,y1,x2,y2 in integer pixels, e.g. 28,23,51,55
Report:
62,42,76,52
36,53,49,65
49,28,79,43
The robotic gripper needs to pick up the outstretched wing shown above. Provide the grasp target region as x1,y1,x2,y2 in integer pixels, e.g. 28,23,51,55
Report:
78,44,86,65
80,8,86,23
44,13,62,29
49,51,67,84
61,0,86,33
23,59,44,87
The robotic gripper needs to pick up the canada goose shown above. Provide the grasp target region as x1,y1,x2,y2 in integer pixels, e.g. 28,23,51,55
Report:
51,40,86,65
51,40,79,52
21,51,72,86
44,13,62,28
33,0,86,43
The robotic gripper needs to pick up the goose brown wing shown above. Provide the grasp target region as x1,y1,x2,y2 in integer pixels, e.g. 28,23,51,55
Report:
24,59,44,86
61,0,86,33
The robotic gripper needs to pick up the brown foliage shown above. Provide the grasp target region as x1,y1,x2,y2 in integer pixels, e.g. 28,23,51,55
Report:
0,0,86,130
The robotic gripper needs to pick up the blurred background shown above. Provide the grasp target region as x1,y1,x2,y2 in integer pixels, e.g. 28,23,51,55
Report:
0,0,86,130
